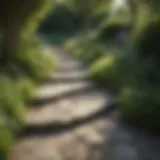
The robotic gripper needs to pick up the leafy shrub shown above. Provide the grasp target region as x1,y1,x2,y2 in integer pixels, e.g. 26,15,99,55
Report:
16,40,54,82
0,75,36,158
0,77,25,128
17,77,35,102
0,39,54,83
116,19,160,129
134,19,160,60
76,43,106,63
64,36,80,53
0,40,55,157
0,43,54,160
90,50,155,89
90,51,160,129
64,35,107,64
0,127,14,160
98,21,131,42
90,54,121,91
0,1,55,159
118,86,160,129
0,39,54,160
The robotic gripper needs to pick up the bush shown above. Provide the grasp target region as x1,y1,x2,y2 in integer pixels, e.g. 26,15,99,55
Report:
16,40,54,82
0,1,55,159
118,86,160,129
0,41,54,158
0,77,25,128
64,35,108,64
90,54,121,91
0,75,36,158
90,52,160,129
0,127,14,160
98,20,131,42
0,38,54,159
64,36,81,53
134,19,160,60
17,78,35,102
0,39,54,83
1,80,25,157
74,42,106,63
116,19,160,129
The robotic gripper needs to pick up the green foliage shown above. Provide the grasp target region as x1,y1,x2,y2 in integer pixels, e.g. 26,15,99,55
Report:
0,75,37,158
86,2,160,129
74,42,106,63
67,0,111,17
0,127,14,159
64,36,82,52
22,0,54,37
0,39,54,83
98,22,131,42
17,78,35,102
134,19,160,59
39,2,110,34
0,40,54,159
118,86,160,129
90,45,160,129
39,5,81,34
90,54,121,91
16,39,54,82
39,0,112,35
0,77,25,128
0,1,55,158
116,18,160,129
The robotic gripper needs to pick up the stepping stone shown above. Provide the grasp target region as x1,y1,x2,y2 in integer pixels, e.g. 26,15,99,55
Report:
26,89,112,127
55,61,84,71
52,70,90,82
35,81,94,102
54,55,74,63
55,66,87,73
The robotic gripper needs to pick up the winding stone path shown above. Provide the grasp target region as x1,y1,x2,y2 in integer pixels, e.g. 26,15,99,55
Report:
8,45,160,160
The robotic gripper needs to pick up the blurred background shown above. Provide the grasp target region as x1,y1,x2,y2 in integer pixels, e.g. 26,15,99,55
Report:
0,0,160,159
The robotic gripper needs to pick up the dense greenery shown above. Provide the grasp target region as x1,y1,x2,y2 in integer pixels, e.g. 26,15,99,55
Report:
0,0,54,159
90,4,160,129
39,1,111,34
39,4,82,33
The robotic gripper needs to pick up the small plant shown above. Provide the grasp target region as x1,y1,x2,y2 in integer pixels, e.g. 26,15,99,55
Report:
90,54,121,91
